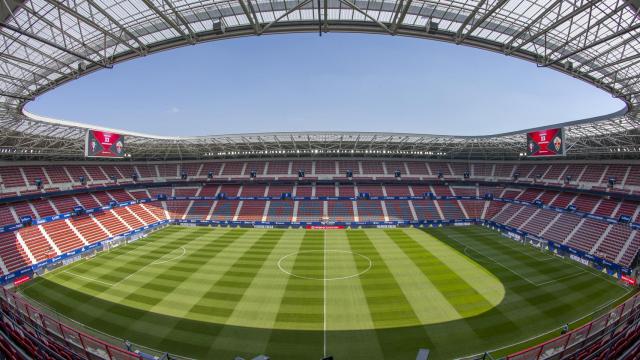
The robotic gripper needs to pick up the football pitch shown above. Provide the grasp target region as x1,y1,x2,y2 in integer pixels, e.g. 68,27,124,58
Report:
20,225,632,359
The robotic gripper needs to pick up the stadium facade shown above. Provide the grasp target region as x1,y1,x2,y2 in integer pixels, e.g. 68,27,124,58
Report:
0,0,640,160
1,0,640,359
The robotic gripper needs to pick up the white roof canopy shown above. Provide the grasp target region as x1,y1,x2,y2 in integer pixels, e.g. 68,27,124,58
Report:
0,0,639,160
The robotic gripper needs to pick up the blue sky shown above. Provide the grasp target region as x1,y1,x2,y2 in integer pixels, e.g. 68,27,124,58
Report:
26,33,623,136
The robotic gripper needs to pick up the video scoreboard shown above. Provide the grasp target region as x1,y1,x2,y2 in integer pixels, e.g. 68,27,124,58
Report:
526,127,565,157
85,129,125,158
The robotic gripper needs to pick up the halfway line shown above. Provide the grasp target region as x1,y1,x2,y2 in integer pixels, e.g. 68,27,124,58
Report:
323,229,327,358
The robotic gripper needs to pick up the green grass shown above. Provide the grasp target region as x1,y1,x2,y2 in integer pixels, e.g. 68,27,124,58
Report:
19,225,631,359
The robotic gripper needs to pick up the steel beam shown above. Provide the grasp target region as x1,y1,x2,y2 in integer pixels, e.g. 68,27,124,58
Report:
338,0,392,34
391,0,412,34
544,1,631,60
42,0,141,57
0,52,65,76
506,0,600,55
140,0,189,40
545,23,640,68
85,0,147,53
19,4,106,59
0,92,33,101
259,0,312,34
457,0,508,44
585,52,640,75
238,0,262,34
163,0,196,41
0,23,109,69
454,0,488,43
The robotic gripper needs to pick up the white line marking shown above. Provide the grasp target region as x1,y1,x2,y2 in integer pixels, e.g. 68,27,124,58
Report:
453,288,635,360
62,270,116,286
462,245,538,286
151,246,186,265
534,270,588,286
277,250,372,281
464,228,625,288
506,243,556,262
18,292,201,360
57,246,187,288
458,237,588,287
114,246,186,286
323,229,327,359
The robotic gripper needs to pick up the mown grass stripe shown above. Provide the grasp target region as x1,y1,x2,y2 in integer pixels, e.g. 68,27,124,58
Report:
210,229,307,357
362,228,462,324
345,229,433,359
323,230,385,359
423,226,624,345
151,230,286,359
141,229,267,319
119,228,250,313
26,228,239,332
384,228,496,317
186,230,285,318
324,230,377,330
447,226,577,280
72,228,208,281
271,230,324,328
265,230,324,358
20,226,631,360
48,227,213,295
61,228,246,335
411,229,505,306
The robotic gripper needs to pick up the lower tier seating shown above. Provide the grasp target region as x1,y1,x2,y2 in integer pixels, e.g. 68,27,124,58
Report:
0,182,639,274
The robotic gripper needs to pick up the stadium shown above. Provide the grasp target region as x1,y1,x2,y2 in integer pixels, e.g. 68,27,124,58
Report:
1,0,640,359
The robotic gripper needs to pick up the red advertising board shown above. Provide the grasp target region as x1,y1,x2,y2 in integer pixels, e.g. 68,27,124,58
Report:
305,225,346,230
621,275,637,286
85,129,125,158
526,127,565,157
13,275,30,286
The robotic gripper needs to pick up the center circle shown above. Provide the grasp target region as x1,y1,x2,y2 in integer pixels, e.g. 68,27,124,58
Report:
277,250,373,281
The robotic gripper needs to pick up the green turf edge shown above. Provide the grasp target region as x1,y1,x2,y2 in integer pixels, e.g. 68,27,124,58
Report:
15,226,636,359
488,287,637,359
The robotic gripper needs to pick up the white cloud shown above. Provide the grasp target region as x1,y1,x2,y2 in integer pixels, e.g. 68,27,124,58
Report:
168,106,180,113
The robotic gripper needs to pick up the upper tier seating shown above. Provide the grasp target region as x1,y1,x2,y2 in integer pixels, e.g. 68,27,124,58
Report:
315,184,336,197
267,161,290,175
3,161,639,198
268,184,294,196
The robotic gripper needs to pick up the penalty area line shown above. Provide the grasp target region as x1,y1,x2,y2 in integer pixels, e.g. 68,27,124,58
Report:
457,237,587,287
57,246,187,288
113,246,187,286
534,270,589,286
460,243,538,286
62,270,115,287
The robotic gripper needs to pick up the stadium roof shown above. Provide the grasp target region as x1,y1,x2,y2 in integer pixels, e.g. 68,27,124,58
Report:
1,0,640,161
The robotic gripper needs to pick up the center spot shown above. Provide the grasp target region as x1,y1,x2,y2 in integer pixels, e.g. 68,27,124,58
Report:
277,250,372,280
